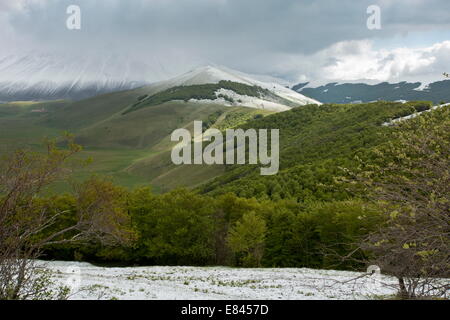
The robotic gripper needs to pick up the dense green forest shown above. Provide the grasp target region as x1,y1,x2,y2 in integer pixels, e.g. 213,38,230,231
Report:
199,101,433,200
40,188,381,269
27,101,448,272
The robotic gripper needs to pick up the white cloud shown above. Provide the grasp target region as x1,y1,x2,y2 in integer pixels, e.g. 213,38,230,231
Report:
0,0,46,12
321,40,450,83
273,40,450,85
0,0,449,84
0,0,22,12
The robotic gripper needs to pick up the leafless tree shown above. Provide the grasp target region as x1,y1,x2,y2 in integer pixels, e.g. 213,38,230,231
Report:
0,137,133,300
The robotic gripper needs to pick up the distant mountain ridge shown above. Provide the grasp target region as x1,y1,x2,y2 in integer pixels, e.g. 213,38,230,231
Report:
293,80,450,104
0,53,154,102
0,80,147,102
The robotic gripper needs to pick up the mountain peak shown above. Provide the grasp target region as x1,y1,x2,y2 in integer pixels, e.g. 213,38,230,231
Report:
154,65,321,107
166,65,253,87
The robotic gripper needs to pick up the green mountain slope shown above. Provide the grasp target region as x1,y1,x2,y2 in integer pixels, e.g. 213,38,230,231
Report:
198,101,439,201
0,86,275,191
2,72,442,196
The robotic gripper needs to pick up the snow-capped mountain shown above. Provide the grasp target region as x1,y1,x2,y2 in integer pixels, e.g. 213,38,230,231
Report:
0,53,154,102
0,53,320,109
142,65,320,111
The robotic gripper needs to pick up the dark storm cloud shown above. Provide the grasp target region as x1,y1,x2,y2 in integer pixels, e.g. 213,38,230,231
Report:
1,0,450,82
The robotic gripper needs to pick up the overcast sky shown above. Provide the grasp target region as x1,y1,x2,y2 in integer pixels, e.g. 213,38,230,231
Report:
1,0,450,84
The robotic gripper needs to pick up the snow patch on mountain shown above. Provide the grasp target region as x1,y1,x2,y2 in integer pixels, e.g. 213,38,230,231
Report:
382,103,450,126
153,65,321,107
190,88,291,112
298,79,382,90
414,83,430,91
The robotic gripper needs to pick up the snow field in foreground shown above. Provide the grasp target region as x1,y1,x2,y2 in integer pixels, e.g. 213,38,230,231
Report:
40,260,398,300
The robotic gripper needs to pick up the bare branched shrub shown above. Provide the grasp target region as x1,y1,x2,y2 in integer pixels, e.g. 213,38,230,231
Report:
345,107,450,299
0,137,133,300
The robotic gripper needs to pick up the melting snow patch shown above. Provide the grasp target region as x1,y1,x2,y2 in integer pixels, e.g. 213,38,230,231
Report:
382,103,450,126
39,260,398,300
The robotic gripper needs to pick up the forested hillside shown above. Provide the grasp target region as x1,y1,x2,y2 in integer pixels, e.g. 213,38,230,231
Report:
199,101,434,200
2,98,448,301
27,101,447,271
